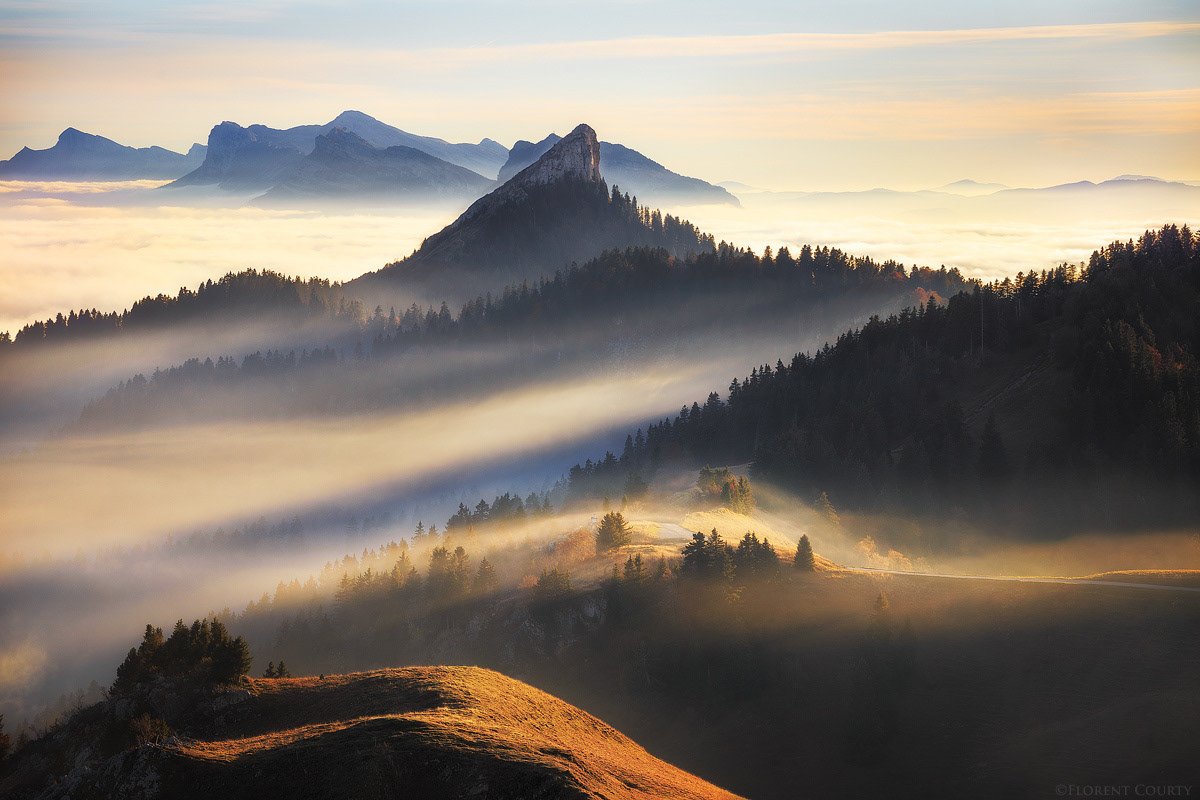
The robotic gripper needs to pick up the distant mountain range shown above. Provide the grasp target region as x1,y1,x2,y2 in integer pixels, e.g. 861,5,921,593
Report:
166,110,509,192
0,111,735,208
0,128,206,180
252,128,495,207
498,133,739,206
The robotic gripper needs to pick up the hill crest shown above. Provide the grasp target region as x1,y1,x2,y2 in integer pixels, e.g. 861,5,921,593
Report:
0,666,742,800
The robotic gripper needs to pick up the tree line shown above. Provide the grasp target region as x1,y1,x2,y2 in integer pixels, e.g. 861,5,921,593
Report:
567,225,1200,534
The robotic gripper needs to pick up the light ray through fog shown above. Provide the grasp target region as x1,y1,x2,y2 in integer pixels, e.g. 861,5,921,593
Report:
0,363,715,559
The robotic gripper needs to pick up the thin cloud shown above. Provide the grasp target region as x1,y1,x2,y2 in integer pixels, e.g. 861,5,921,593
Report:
401,21,1200,65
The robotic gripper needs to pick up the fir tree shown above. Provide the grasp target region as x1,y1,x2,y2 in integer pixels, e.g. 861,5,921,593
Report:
475,558,498,594
595,511,632,551
794,534,815,571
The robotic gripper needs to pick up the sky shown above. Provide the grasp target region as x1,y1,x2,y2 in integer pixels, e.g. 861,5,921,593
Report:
1,0,1198,190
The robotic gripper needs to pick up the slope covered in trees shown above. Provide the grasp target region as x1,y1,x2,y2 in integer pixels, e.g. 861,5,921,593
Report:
65,243,966,429
350,124,717,304
569,225,1200,535
205,509,1200,800
2,270,357,349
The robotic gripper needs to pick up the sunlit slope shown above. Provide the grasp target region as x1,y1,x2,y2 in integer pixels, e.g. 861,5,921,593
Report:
147,667,742,800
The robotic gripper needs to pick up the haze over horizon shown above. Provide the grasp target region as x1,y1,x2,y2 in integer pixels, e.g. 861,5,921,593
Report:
1,0,1198,192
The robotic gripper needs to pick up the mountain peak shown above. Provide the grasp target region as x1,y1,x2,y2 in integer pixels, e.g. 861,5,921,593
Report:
57,127,100,145
511,123,601,187
329,109,378,126
312,126,375,158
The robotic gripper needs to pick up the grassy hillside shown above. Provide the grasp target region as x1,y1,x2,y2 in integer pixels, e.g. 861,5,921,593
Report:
0,666,741,800
225,502,1200,800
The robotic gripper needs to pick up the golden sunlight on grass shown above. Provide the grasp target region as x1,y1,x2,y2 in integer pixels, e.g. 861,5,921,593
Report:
171,666,742,799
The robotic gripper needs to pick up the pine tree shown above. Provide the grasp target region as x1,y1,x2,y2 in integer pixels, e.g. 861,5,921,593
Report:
0,713,10,761
276,660,292,678
212,635,253,684
794,534,815,571
112,648,144,694
264,661,277,678
817,491,842,530
595,511,632,551
475,558,498,594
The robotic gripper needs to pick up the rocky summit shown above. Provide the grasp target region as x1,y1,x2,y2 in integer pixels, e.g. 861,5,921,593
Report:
507,123,602,187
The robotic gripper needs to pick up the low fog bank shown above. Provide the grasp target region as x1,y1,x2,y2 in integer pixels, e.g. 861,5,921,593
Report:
0,313,373,451
6,177,1198,336
682,179,1200,281
0,189,465,335
3,463,1197,747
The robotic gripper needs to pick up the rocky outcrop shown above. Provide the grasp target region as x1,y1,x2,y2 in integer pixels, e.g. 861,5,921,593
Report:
433,123,602,231
496,133,563,183
349,122,714,302
496,130,738,207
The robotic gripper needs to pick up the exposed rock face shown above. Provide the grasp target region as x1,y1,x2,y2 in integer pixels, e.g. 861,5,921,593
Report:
496,130,738,207
441,123,603,230
0,128,205,180
349,123,611,296
511,124,600,186
349,122,713,304
496,133,563,183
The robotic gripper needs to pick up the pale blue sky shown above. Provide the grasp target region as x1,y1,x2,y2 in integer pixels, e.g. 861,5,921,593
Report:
1,0,1197,189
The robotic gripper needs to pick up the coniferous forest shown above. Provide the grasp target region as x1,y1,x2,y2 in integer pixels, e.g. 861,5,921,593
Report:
1,37,1198,797
568,225,1200,535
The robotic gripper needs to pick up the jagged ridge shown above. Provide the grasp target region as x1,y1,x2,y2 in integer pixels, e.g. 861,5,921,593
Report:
497,132,738,207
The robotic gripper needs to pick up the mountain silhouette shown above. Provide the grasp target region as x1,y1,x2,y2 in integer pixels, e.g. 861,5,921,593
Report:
0,128,206,180
350,123,714,303
497,132,737,206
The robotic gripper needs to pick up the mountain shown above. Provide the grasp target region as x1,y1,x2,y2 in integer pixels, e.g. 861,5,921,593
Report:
351,123,715,302
326,110,508,178
496,133,564,183
0,128,206,180
934,178,1008,195
167,110,508,191
252,128,495,206
997,176,1200,194
166,121,307,191
0,666,742,800
497,132,738,206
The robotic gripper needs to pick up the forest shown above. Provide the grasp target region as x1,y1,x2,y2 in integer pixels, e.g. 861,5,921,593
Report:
567,225,1200,536
58,240,966,429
